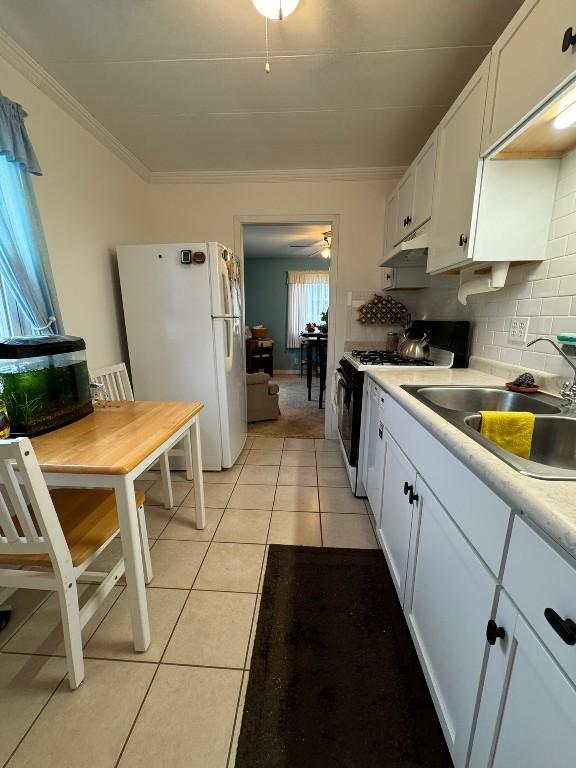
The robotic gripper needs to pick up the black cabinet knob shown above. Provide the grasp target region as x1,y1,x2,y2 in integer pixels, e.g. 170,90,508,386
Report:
403,481,410,496
458,234,468,247
408,488,419,505
486,619,506,646
562,27,576,52
544,608,576,645
406,216,412,225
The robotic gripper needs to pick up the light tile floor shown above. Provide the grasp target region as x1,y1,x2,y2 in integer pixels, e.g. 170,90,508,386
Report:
0,437,377,768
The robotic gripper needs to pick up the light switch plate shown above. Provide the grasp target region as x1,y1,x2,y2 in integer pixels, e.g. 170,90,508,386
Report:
508,317,529,344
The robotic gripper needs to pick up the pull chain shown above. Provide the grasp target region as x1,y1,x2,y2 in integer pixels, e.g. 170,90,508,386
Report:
265,17,270,73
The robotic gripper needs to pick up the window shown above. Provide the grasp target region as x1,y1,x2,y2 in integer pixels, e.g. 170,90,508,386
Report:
0,92,61,338
286,270,329,348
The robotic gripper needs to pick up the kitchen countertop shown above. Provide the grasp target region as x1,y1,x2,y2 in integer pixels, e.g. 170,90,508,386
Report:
367,366,576,562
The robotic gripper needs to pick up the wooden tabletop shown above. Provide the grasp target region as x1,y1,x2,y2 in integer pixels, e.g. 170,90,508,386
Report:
32,401,203,475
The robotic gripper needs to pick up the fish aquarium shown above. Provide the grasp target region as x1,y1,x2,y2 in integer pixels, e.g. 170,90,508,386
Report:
0,335,93,437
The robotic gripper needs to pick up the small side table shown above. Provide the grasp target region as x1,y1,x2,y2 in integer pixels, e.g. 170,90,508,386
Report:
246,338,274,376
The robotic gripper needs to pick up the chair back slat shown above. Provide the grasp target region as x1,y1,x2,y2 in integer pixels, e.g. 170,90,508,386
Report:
90,363,134,402
0,490,19,542
0,459,40,541
0,440,69,567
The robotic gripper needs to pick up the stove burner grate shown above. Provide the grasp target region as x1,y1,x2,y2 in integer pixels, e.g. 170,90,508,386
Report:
350,350,435,366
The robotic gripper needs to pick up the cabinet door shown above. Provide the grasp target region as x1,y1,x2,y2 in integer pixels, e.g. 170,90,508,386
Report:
365,387,386,523
427,56,490,274
405,477,496,767
382,189,400,257
378,433,416,603
397,169,416,239
483,0,576,153
471,593,576,768
412,129,437,230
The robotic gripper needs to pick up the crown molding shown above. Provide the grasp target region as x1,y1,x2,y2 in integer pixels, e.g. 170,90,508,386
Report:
0,27,151,182
149,166,407,185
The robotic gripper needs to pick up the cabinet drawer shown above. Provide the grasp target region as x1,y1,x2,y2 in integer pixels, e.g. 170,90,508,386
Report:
504,515,576,687
384,396,512,575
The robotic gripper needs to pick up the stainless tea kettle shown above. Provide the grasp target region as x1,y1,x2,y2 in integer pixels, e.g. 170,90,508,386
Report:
400,329,430,361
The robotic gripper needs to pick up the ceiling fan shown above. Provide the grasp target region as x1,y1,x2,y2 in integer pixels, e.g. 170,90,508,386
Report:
289,231,332,259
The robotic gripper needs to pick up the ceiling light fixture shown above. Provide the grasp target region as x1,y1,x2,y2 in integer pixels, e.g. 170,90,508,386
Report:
321,233,332,259
252,0,300,20
252,0,300,73
553,101,576,129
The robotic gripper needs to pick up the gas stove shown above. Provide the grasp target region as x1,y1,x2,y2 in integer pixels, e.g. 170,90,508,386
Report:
341,346,453,371
335,320,470,497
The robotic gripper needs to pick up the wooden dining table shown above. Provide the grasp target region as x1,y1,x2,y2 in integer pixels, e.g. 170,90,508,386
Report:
300,332,328,402
31,400,205,653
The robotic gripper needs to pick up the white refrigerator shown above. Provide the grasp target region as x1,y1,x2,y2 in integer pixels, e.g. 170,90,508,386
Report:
117,242,247,470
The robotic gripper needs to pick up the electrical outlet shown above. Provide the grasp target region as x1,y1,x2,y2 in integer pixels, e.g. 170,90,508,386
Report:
508,317,529,344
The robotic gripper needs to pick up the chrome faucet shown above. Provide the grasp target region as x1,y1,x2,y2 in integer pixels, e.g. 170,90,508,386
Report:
526,337,576,404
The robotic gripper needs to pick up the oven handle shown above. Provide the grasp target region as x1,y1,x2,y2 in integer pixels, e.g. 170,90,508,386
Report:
337,367,359,391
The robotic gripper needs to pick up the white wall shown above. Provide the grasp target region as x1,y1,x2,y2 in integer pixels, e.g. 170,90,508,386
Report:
396,148,576,381
145,179,395,367
0,56,152,369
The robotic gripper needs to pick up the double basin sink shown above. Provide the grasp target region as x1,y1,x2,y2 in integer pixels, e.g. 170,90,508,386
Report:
401,385,576,480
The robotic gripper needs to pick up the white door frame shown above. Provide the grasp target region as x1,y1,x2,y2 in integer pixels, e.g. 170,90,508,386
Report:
234,213,340,439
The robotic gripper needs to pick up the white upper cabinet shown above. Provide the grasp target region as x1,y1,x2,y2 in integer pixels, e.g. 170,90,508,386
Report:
427,56,490,274
381,129,438,264
395,130,438,243
412,129,438,229
382,188,399,256
482,0,576,154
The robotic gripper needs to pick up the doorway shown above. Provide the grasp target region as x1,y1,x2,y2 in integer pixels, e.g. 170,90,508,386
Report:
236,217,338,438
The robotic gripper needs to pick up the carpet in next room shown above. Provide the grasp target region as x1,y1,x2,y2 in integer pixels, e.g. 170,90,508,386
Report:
236,545,452,768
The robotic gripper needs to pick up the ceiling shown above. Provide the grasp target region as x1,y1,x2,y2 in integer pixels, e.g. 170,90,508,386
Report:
0,0,525,173
244,223,331,258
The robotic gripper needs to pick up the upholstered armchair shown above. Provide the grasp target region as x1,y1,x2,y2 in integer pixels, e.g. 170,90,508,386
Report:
246,373,280,422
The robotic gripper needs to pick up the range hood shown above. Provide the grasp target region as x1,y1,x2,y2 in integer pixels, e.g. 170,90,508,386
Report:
381,222,429,268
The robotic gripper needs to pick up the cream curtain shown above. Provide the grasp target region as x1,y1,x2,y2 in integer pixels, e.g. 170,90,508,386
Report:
286,270,329,348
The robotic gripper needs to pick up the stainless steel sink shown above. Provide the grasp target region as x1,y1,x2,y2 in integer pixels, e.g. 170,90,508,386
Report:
409,386,562,415
465,414,576,473
401,385,576,480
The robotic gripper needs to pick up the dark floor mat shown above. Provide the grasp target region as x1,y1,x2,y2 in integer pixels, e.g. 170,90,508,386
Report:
236,545,453,768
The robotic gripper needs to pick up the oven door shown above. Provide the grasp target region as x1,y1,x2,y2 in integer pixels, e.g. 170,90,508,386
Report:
336,368,361,467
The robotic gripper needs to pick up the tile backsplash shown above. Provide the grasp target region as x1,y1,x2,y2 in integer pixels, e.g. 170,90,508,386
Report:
397,148,576,381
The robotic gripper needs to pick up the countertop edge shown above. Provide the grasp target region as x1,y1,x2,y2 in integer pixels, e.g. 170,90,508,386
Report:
367,369,576,562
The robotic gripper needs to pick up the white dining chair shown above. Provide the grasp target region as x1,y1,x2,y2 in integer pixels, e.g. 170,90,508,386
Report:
0,437,152,689
90,363,175,509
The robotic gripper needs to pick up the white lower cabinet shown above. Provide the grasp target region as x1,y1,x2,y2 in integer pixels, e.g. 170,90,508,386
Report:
470,592,576,768
378,433,417,603
404,477,496,767
362,380,576,766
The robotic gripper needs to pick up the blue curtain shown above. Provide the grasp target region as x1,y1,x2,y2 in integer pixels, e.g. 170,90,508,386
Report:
0,92,62,334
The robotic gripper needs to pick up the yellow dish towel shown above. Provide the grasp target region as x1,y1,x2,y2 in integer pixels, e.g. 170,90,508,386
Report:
479,411,535,459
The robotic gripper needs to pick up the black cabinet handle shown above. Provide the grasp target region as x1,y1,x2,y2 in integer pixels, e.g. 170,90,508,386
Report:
562,27,576,52
458,234,468,247
544,608,576,645
408,488,419,505
403,481,410,496
406,215,412,225
486,619,506,646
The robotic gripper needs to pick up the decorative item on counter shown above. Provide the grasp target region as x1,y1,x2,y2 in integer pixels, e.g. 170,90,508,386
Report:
305,322,317,333
318,309,329,334
506,372,540,393
386,332,399,353
357,294,410,326
0,398,10,439
251,325,268,340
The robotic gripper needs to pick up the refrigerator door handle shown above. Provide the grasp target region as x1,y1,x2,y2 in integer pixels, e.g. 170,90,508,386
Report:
224,317,234,372
217,256,233,317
